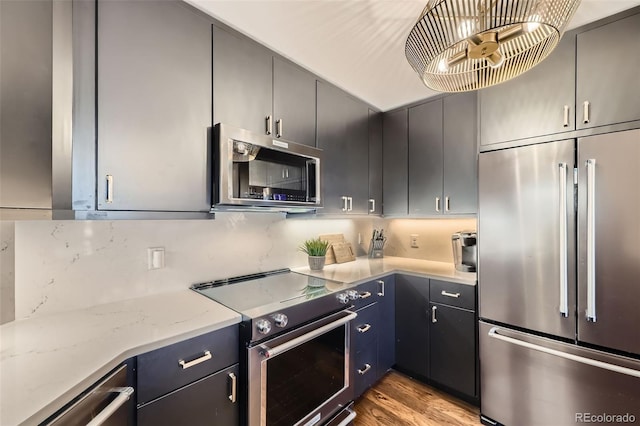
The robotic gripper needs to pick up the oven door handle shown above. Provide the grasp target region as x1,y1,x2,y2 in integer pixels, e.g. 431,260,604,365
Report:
262,311,357,359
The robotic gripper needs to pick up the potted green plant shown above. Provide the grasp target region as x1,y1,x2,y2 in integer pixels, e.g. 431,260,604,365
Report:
299,238,330,271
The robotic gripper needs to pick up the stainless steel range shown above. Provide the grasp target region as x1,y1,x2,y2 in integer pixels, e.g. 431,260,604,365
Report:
191,269,358,426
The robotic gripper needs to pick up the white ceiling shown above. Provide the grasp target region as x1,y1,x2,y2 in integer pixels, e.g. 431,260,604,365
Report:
186,0,640,111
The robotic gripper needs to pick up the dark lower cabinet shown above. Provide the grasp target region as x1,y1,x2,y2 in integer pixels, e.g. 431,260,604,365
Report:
351,302,379,398
351,276,395,399
136,325,240,425
395,275,478,402
137,364,239,426
429,303,476,397
394,275,430,379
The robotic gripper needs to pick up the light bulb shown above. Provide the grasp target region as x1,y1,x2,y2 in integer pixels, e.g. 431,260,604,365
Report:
487,51,505,68
524,14,541,32
457,19,475,39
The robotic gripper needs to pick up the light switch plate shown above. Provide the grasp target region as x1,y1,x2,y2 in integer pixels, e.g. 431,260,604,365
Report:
148,247,165,270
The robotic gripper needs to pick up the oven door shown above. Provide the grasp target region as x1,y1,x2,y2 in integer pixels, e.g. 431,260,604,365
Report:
248,310,357,426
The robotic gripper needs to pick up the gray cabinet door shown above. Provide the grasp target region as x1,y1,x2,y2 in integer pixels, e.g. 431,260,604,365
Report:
368,110,383,215
97,0,211,211
0,0,52,209
316,81,368,214
213,25,272,135
576,13,640,129
382,109,408,216
408,99,443,216
273,58,316,147
395,275,429,379
443,92,477,214
429,303,476,398
479,34,575,146
376,275,395,378
137,364,239,426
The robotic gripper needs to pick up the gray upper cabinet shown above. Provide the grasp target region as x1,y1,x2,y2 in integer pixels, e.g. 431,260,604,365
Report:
382,109,408,216
212,26,272,136
405,92,477,217
213,27,316,146
273,58,317,147
368,110,383,215
443,92,477,214
0,0,52,209
408,99,443,215
316,81,369,215
97,0,211,211
479,34,575,146
576,12,640,129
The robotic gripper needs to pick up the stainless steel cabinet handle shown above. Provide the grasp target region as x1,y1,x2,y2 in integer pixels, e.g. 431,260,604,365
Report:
445,196,450,212
85,387,134,426
441,290,460,298
377,280,385,296
563,105,570,127
276,119,283,138
357,363,372,375
341,196,348,212
347,196,353,211
263,311,357,358
583,101,590,124
333,408,357,426
586,159,597,322
106,175,114,203
265,115,272,135
488,327,640,378
369,198,376,213
228,372,237,403
178,350,212,369
558,163,569,317
435,197,440,212
431,305,437,323
359,291,372,299
357,324,371,333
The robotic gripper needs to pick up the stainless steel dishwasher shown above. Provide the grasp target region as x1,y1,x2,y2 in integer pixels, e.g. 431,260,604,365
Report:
43,364,134,426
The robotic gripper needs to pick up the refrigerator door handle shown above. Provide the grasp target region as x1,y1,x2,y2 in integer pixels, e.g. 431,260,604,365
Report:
586,159,597,322
488,327,640,378
558,163,569,317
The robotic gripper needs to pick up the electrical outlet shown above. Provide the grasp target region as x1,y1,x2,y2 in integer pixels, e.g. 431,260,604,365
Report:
410,234,419,248
148,247,165,270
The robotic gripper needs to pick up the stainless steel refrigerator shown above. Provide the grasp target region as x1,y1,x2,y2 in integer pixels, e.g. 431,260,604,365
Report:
478,129,640,426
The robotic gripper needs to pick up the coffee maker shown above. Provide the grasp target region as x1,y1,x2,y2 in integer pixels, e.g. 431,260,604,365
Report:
452,230,477,272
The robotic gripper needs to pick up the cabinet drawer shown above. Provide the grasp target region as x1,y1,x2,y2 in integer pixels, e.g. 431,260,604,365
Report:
137,325,239,404
138,364,239,426
352,341,377,398
352,302,379,350
351,280,378,310
430,280,475,310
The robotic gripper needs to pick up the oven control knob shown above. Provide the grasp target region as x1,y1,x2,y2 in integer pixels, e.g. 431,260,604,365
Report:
256,319,272,335
272,313,288,328
337,292,350,304
346,290,360,300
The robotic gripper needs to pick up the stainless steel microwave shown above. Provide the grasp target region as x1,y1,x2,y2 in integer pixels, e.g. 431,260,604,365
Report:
212,123,322,212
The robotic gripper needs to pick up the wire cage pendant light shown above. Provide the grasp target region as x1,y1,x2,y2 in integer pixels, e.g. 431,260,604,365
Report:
406,0,582,92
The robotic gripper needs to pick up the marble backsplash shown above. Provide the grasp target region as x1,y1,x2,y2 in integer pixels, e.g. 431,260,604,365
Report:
1,213,474,323
7,213,382,320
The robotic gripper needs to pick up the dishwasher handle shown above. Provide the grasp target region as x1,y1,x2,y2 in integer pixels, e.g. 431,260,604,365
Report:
86,387,134,426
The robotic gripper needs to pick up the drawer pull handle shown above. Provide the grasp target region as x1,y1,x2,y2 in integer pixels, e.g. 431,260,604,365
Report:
441,290,461,298
359,291,372,299
228,372,237,403
178,350,212,369
358,363,372,375
357,324,371,333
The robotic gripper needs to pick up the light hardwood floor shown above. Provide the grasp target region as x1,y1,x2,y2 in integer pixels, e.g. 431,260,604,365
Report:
354,371,482,426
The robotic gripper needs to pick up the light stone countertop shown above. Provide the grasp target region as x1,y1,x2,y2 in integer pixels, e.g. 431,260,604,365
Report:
292,256,477,286
0,290,241,426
